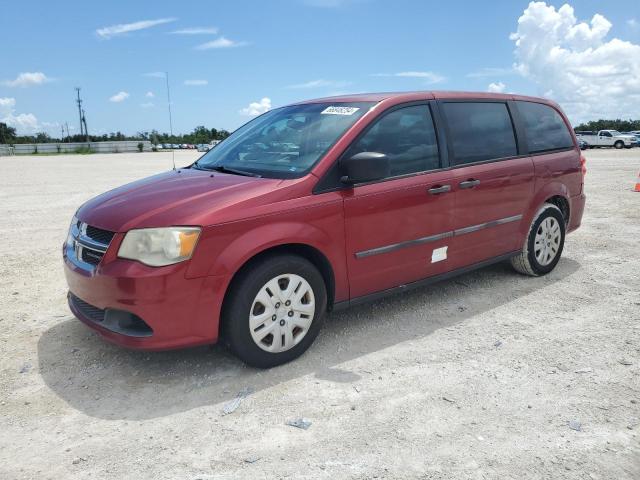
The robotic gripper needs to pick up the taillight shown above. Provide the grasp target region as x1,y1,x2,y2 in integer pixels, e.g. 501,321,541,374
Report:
580,153,587,176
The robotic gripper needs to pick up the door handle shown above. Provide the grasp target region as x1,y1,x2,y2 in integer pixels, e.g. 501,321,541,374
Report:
459,179,481,189
428,184,451,195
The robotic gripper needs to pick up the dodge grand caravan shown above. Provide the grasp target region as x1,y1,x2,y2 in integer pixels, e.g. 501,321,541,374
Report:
64,91,586,367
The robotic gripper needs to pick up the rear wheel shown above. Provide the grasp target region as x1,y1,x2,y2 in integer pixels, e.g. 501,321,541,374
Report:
614,140,624,149
511,203,565,276
223,254,327,368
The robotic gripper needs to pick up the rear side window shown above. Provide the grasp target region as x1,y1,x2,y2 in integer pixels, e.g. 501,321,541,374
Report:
441,102,517,164
516,101,574,153
345,104,440,177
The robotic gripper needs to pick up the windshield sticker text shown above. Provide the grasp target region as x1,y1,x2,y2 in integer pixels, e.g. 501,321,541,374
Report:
321,106,360,116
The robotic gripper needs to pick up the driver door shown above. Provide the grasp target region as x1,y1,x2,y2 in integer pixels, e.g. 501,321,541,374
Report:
341,104,456,299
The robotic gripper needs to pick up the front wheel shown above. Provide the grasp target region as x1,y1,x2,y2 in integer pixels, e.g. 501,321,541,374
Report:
614,140,624,149
223,254,327,368
511,203,566,276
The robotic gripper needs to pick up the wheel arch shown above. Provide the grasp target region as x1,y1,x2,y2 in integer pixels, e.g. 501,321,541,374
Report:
521,182,571,237
218,239,337,332
545,195,570,226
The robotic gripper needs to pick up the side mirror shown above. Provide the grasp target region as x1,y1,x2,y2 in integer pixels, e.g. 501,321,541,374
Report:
340,152,390,184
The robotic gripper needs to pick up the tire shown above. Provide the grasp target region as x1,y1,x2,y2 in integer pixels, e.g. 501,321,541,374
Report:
614,140,624,149
510,203,566,276
223,254,327,368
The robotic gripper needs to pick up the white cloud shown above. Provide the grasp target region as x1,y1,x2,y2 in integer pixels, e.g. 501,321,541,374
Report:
184,79,208,86
96,18,177,39
145,91,154,98
109,91,130,103
628,19,638,28
170,27,218,35
195,36,248,50
4,113,39,132
0,97,40,133
240,97,271,116
372,71,445,84
3,72,51,87
0,97,16,112
143,72,166,78
487,81,506,93
511,2,640,122
287,79,351,89
140,102,154,108
467,67,515,78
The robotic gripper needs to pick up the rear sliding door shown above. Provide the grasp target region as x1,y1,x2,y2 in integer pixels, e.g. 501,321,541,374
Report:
439,100,534,270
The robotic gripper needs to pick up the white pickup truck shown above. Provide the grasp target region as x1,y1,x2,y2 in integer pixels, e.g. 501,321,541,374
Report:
575,130,638,149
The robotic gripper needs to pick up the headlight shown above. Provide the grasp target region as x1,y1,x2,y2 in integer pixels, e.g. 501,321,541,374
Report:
118,227,201,267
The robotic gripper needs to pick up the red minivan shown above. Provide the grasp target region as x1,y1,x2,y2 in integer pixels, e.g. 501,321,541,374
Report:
64,91,586,367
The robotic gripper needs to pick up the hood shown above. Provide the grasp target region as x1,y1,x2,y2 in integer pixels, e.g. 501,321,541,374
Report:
77,168,282,232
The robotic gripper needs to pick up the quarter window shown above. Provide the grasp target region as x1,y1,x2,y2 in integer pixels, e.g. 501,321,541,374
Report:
442,102,518,164
516,101,574,153
344,105,440,177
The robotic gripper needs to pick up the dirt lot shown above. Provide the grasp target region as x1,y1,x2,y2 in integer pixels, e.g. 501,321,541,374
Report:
0,148,638,479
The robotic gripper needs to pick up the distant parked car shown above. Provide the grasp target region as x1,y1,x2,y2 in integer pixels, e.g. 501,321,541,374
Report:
578,139,588,150
621,132,640,146
197,144,210,152
155,144,163,150
575,130,637,149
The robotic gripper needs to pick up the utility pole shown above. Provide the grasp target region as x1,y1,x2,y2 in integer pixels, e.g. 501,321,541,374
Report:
165,72,176,171
75,88,84,138
65,122,70,142
81,109,89,142
61,125,65,142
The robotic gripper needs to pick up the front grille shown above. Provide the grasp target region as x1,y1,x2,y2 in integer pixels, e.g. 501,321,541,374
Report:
86,225,115,245
69,293,105,323
81,248,103,265
67,222,115,268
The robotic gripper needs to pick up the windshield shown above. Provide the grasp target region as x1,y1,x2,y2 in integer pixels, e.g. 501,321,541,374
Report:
609,130,621,135
193,102,374,178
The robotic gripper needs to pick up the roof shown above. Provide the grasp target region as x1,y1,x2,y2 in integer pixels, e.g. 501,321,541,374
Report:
290,90,556,107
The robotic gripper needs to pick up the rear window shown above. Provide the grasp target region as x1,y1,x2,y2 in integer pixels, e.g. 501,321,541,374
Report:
441,102,518,165
516,101,574,153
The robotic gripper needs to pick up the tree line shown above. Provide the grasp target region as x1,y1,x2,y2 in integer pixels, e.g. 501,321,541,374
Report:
573,119,640,132
0,123,231,145
3,118,639,146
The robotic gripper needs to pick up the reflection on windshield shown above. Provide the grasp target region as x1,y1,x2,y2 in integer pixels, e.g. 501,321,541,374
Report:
193,102,374,179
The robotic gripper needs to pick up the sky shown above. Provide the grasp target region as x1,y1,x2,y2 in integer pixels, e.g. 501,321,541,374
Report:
1,0,639,137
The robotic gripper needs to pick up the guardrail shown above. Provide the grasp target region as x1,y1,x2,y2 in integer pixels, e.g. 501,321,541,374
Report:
0,141,153,156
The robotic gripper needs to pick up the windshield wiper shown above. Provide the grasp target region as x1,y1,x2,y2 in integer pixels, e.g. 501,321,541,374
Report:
209,165,262,178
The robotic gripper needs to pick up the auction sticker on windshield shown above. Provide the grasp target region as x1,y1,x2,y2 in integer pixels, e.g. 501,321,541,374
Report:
321,106,360,115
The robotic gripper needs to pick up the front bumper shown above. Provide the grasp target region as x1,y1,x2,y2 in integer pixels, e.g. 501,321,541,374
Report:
63,243,228,350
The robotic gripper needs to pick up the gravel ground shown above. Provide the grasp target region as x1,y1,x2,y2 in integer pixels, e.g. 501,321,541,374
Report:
0,148,639,480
